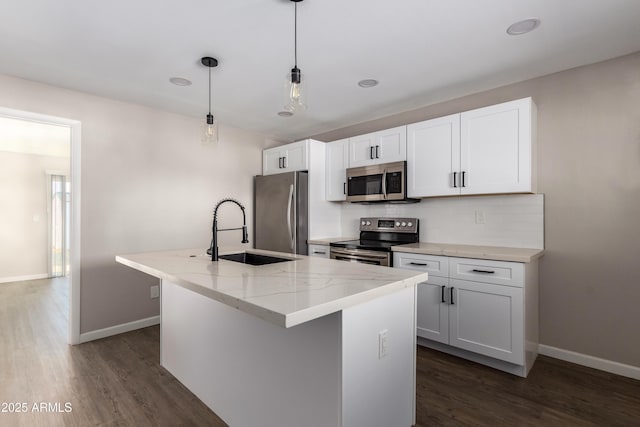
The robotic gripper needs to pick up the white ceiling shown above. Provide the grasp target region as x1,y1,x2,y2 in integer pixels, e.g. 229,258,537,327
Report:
1,1,640,141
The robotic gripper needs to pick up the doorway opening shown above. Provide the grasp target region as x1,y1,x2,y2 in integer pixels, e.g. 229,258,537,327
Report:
0,107,81,344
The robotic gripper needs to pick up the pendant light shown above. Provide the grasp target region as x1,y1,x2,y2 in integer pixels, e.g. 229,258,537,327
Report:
201,56,219,144
284,0,306,113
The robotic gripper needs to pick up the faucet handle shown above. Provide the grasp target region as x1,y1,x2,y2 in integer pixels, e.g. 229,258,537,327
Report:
242,225,249,244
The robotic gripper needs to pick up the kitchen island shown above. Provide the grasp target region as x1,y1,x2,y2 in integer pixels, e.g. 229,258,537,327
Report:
116,248,428,427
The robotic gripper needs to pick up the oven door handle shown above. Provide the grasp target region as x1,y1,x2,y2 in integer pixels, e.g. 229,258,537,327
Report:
330,249,389,261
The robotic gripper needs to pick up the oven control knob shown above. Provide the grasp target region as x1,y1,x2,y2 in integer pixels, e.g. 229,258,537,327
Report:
407,222,413,227
395,221,400,227
366,221,371,226
361,221,366,226
401,222,407,227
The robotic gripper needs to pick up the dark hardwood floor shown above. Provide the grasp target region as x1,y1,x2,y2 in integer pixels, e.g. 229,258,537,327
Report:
2,278,639,426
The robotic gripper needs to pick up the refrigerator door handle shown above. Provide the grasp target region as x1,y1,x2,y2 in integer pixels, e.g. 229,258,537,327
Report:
287,184,294,251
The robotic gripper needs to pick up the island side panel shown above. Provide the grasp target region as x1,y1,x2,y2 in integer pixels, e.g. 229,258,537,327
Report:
161,279,342,427
341,286,417,427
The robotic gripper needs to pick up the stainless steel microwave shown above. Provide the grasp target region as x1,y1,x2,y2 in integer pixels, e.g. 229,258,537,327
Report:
346,161,412,202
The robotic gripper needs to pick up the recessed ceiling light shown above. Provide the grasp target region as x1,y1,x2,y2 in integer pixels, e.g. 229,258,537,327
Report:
278,111,294,117
169,77,192,86
506,18,541,35
358,79,379,88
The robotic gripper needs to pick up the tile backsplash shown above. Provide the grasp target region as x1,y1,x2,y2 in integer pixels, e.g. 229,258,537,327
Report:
340,194,544,249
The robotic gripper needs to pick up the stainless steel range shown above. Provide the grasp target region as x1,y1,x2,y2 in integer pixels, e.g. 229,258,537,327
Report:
330,217,419,267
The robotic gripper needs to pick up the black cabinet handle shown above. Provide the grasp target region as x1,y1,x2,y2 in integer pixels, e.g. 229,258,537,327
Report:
278,157,281,168
461,171,466,187
283,157,287,168
453,172,457,188
369,146,374,159
408,262,427,266
441,285,446,303
450,287,455,305
343,182,346,195
375,145,380,159
471,269,495,274
313,251,326,255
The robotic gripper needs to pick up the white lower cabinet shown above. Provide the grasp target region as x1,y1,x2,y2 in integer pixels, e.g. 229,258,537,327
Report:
308,244,330,258
394,252,537,377
448,278,523,364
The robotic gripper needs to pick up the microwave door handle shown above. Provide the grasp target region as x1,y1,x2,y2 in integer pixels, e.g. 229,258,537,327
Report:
382,169,387,199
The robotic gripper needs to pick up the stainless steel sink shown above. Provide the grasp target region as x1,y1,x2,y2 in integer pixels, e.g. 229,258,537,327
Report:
218,252,292,266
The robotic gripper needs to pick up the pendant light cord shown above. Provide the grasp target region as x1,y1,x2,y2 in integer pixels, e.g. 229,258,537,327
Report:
208,66,212,115
294,2,298,67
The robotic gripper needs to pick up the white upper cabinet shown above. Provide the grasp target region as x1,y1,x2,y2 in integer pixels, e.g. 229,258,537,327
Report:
348,126,407,167
407,114,461,198
407,97,535,197
263,140,309,175
460,98,533,195
325,138,349,201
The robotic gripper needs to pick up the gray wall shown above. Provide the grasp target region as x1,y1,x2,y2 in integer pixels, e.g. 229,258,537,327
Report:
312,52,640,367
0,73,268,334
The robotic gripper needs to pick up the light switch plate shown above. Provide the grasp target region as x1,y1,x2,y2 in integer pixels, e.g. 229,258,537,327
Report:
150,285,160,299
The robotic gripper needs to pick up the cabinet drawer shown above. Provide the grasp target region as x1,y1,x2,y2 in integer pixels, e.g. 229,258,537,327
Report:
308,244,330,258
449,257,523,287
393,253,448,278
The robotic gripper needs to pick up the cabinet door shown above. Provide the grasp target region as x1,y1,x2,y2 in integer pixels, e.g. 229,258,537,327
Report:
325,139,349,201
448,279,524,364
348,134,376,167
460,98,532,195
407,114,460,197
416,277,449,344
308,244,330,258
282,140,308,172
263,148,284,175
376,126,407,163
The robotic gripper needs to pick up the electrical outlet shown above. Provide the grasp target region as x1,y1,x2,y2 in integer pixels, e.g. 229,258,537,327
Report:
378,329,389,359
150,285,160,299
475,210,486,224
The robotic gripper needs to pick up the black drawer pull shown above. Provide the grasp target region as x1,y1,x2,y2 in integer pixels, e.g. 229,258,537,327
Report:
472,269,495,274
441,285,446,303
313,251,326,255
453,171,457,188
409,262,427,266
450,287,455,305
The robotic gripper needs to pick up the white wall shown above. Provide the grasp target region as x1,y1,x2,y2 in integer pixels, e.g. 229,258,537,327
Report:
0,151,70,281
0,73,270,334
341,194,544,249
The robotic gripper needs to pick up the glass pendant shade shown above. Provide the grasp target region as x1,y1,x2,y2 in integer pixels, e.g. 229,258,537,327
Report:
284,67,307,112
201,113,218,144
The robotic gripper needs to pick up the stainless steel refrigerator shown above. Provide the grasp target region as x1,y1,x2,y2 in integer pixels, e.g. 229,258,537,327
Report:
254,171,308,255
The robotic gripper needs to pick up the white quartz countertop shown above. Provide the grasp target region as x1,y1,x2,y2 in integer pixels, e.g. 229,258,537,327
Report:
116,248,427,328
391,242,544,263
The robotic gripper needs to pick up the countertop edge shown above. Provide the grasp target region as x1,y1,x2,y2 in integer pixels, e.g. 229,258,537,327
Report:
390,244,544,263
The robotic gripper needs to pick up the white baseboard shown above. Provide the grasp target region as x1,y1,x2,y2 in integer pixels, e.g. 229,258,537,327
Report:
79,315,160,343
0,273,49,284
539,344,640,381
